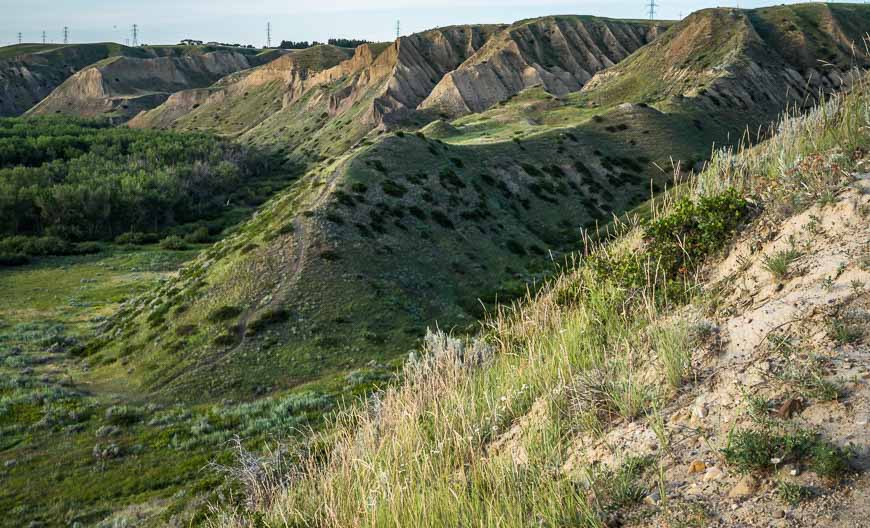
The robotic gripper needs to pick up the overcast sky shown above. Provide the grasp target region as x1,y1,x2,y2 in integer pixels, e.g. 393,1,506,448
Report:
1,0,812,47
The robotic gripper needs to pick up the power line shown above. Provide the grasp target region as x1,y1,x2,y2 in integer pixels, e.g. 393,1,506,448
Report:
132,24,138,46
646,0,659,20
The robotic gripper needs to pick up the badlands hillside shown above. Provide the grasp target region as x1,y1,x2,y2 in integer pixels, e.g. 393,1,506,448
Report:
90,4,869,403
0,43,268,119
213,77,870,528
0,2,867,527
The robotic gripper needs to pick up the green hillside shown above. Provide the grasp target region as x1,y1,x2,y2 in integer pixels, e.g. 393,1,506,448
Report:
90,3,870,403
209,74,870,528
0,3,868,527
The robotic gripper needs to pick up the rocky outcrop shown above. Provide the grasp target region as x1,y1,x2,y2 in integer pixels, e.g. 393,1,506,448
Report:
419,17,665,117
27,50,259,122
581,5,870,125
0,44,128,117
129,45,353,130
292,26,505,126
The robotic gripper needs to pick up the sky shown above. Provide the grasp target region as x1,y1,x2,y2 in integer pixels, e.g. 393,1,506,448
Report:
0,0,814,47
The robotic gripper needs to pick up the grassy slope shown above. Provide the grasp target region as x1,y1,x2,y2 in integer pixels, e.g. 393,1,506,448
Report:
141,45,355,137
90,83,724,402
0,247,392,527
4,4,869,525
209,68,870,528
90,4,870,403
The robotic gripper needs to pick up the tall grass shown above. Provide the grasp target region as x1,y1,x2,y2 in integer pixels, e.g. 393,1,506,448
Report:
209,76,870,527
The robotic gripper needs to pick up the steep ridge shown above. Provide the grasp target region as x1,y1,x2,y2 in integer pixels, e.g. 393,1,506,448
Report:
141,18,662,150
581,4,870,131
140,26,506,143
89,5,870,402
419,16,666,118
26,49,267,122
128,45,354,132
0,43,149,117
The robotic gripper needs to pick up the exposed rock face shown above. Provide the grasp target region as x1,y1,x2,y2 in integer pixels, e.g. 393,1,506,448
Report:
134,18,663,139
0,44,125,117
129,45,355,131
290,26,505,126
420,17,665,117
27,51,259,122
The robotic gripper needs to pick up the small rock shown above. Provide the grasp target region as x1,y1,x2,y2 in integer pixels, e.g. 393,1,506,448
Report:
776,398,803,419
773,510,785,519
689,460,707,474
728,474,758,498
703,466,724,482
643,490,662,506
780,463,800,477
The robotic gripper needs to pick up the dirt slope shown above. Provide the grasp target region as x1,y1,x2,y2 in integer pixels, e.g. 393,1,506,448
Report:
419,16,665,118
128,45,353,132
0,43,139,117
26,50,264,122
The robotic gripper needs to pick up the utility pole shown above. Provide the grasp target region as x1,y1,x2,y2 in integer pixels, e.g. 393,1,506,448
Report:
646,0,658,20
132,24,138,46
266,22,271,48
63,26,69,44
396,20,400,39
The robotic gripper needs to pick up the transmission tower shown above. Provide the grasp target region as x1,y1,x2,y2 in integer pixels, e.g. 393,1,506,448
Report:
396,20,400,39
266,22,271,48
132,24,138,46
646,0,659,20
42,30,46,44
17,32,22,45
63,26,69,44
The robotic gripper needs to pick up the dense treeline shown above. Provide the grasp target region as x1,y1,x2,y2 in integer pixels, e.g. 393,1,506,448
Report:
0,117,274,262
328,38,371,48
279,38,370,50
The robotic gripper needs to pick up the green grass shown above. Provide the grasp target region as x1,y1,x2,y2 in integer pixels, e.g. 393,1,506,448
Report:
722,427,850,478
0,245,392,527
762,247,802,280
776,480,812,505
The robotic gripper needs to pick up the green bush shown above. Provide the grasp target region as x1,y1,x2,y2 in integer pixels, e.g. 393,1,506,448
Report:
104,405,142,426
591,189,750,295
184,226,211,244
644,188,750,277
74,241,102,254
208,305,243,323
115,232,159,245
159,236,188,251
381,180,408,198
